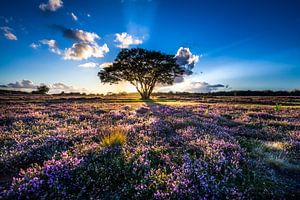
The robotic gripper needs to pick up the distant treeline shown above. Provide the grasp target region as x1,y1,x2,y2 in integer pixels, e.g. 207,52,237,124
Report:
1,89,300,96
0,89,29,95
0,89,102,96
216,90,300,96
155,90,300,97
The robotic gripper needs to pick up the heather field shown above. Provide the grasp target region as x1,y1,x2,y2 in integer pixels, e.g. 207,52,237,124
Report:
0,95,299,199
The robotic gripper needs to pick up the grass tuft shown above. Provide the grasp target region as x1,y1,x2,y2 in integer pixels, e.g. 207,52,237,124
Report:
265,141,287,151
101,128,127,147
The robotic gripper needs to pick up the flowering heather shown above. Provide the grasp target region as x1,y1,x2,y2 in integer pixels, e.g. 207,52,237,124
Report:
0,96,299,199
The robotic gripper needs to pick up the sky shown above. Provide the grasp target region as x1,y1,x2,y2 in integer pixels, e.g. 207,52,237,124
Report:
0,0,299,94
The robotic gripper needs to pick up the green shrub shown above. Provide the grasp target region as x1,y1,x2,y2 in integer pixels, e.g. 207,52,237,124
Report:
274,103,282,112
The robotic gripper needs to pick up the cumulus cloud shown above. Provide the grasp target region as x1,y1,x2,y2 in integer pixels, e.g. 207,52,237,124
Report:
0,26,17,40
64,29,99,42
158,81,225,93
64,43,109,60
50,83,68,89
0,80,88,93
39,0,63,12
46,25,109,60
53,25,100,42
99,62,113,68
186,82,225,93
40,39,61,54
70,12,78,21
175,47,199,75
78,62,98,68
5,80,36,89
49,83,88,93
114,32,143,48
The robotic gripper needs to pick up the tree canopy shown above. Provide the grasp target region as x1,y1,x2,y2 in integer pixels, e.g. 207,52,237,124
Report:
98,48,184,99
32,85,50,94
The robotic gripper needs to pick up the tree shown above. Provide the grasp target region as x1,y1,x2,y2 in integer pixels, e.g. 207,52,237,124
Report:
32,85,50,94
98,48,184,99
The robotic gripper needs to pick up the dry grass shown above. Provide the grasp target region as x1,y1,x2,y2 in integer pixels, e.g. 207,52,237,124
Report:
101,128,127,147
265,141,287,150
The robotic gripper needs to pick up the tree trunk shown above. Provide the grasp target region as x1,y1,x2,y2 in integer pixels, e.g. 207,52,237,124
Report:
141,91,150,100
134,82,155,100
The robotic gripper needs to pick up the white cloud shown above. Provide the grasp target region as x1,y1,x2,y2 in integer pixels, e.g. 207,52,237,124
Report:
78,62,98,68
99,62,113,68
43,83,89,93
39,0,63,12
38,26,111,61
40,39,57,48
6,80,36,89
186,82,225,93
175,47,199,75
69,29,99,42
35,27,108,61
175,47,199,65
54,26,100,42
0,80,88,94
114,32,143,48
30,43,40,49
4,32,17,40
37,83,89,93
0,26,17,40
64,43,109,60
49,83,88,93
70,12,78,21
158,80,225,93
51,83,68,89
40,39,61,55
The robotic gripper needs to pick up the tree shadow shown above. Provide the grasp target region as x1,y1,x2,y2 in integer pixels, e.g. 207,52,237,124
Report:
142,100,195,151
141,100,298,159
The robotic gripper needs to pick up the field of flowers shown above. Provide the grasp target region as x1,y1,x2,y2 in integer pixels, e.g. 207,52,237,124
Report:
0,95,299,199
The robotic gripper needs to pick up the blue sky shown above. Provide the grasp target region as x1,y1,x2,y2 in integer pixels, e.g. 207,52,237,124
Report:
0,0,299,93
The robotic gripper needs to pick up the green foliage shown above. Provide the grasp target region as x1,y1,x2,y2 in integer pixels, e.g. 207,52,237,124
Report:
98,48,184,99
32,85,50,94
274,103,282,112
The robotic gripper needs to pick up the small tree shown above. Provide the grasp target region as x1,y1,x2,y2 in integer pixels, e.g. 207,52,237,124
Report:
98,48,184,99
32,85,50,94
